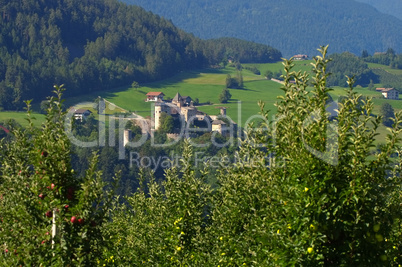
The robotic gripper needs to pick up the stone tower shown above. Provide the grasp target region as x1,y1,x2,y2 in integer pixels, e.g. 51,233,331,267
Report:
172,92,183,108
154,103,163,130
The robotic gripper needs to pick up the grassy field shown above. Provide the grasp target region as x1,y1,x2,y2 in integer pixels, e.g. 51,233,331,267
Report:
2,60,402,144
64,67,278,121
0,111,46,127
63,61,402,127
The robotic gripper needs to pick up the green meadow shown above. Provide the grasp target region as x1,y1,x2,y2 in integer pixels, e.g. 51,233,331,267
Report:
2,60,402,145
0,111,46,127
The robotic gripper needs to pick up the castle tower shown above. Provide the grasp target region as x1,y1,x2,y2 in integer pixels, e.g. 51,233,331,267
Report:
172,92,183,108
154,103,163,130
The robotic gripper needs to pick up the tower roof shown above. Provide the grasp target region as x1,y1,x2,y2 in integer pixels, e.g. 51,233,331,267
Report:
173,92,182,102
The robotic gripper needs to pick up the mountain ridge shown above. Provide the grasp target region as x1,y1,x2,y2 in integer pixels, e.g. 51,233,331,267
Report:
355,0,402,20
122,0,402,57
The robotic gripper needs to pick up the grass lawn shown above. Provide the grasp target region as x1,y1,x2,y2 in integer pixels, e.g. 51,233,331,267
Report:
0,111,46,128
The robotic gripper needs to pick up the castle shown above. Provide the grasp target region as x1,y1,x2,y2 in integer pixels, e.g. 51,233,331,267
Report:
123,92,235,147
152,92,232,135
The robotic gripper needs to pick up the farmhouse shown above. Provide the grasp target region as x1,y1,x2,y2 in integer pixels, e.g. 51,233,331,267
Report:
72,109,92,121
293,54,308,60
146,92,165,102
376,88,399,100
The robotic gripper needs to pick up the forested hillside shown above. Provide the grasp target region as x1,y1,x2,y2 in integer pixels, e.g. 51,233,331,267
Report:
123,0,402,57
355,0,402,20
0,0,281,110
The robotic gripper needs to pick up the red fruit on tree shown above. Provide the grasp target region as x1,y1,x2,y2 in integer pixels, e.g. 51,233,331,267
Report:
39,194,45,199
45,211,52,218
51,183,55,190
70,216,78,224
78,218,84,225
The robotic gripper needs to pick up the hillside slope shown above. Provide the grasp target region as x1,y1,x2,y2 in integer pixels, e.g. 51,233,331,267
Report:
122,0,402,57
0,0,281,109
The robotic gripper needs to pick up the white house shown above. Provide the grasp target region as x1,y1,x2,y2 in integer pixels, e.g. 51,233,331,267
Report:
146,92,165,102
377,88,399,100
73,109,92,121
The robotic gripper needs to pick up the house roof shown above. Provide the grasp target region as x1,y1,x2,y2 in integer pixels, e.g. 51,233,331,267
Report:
74,109,92,114
146,92,165,96
293,54,308,58
376,87,395,91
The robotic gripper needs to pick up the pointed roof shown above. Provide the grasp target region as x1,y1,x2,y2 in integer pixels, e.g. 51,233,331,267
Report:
173,92,182,102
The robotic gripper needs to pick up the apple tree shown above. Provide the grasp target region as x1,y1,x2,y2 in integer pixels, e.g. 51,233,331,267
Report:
0,86,117,266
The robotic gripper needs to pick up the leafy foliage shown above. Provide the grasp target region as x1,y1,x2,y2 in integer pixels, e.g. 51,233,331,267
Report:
1,48,401,266
0,86,116,265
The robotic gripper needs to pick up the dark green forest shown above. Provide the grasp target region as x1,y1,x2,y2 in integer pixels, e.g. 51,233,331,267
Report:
0,0,281,110
325,50,402,89
123,0,402,57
